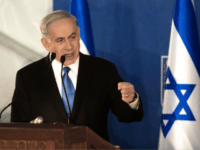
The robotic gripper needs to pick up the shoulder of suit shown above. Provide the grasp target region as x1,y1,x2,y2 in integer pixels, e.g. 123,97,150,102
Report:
80,53,115,68
17,55,48,74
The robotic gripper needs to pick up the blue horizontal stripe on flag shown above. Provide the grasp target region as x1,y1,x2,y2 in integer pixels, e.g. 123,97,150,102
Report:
174,0,200,77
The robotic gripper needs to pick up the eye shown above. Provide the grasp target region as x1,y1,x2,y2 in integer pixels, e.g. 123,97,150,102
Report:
69,34,76,40
56,38,63,42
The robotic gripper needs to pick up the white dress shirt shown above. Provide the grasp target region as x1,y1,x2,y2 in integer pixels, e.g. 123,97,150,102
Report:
51,54,139,109
52,55,79,96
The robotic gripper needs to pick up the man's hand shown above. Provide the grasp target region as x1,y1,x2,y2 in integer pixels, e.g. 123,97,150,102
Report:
118,82,136,103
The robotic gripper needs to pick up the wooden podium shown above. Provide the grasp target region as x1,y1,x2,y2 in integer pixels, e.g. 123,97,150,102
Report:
0,123,117,149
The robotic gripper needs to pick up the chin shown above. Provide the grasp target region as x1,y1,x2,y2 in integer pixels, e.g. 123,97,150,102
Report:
64,60,75,66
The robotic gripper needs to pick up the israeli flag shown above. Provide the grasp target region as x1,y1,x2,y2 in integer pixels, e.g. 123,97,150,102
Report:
159,0,200,149
70,0,95,56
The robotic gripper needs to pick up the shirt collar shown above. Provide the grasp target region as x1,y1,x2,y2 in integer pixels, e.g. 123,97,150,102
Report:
51,53,79,77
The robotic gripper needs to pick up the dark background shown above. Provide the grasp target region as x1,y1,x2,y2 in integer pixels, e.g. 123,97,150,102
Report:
54,0,200,149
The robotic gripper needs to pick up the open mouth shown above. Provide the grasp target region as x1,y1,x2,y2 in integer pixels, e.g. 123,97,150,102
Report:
65,53,74,58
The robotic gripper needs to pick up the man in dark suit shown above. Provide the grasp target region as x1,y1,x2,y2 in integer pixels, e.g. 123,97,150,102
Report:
11,10,143,141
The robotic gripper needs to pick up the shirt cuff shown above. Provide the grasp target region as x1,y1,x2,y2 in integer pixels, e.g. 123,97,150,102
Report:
128,92,140,110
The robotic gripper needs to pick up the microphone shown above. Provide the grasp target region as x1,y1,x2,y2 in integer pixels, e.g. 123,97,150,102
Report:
0,53,56,120
60,55,66,64
30,116,43,124
51,52,56,61
60,55,72,124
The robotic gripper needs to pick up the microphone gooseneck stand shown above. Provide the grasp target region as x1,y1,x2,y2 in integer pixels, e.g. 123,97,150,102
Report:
60,55,72,125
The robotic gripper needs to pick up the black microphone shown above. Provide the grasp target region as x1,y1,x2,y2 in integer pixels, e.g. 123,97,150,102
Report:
0,53,56,120
60,55,66,64
60,55,72,124
51,52,56,61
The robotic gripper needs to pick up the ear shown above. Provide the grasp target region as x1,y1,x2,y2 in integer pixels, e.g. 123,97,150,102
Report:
77,26,80,40
41,38,51,52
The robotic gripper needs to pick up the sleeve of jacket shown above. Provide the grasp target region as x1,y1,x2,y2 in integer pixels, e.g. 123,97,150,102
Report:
108,62,143,123
11,70,32,122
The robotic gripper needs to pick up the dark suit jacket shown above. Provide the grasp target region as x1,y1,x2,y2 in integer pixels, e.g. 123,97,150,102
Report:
11,53,143,141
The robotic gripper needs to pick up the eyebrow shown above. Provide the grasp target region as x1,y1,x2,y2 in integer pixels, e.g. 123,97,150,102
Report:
55,32,77,41
69,32,76,37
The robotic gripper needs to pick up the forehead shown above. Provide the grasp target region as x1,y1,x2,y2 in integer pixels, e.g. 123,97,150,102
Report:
48,18,76,38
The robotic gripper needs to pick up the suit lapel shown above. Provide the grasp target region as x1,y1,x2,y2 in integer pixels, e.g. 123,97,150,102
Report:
41,53,93,122
41,55,68,122
71,53,93,119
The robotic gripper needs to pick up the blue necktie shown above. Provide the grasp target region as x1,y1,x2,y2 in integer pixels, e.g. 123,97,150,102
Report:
62,67,75,116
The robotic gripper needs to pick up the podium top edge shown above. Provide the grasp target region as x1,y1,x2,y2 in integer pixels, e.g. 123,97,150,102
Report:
0,122,74,129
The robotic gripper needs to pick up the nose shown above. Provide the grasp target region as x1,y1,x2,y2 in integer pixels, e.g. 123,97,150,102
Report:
64,39,72,50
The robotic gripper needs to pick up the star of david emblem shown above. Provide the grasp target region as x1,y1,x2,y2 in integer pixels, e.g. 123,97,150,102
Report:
161,67,196,138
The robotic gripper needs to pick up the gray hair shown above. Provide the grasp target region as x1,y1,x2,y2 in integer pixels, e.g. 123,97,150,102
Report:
40,10,78,41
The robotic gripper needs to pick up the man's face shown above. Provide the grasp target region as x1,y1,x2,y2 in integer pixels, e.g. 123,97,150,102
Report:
42,18,80,66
